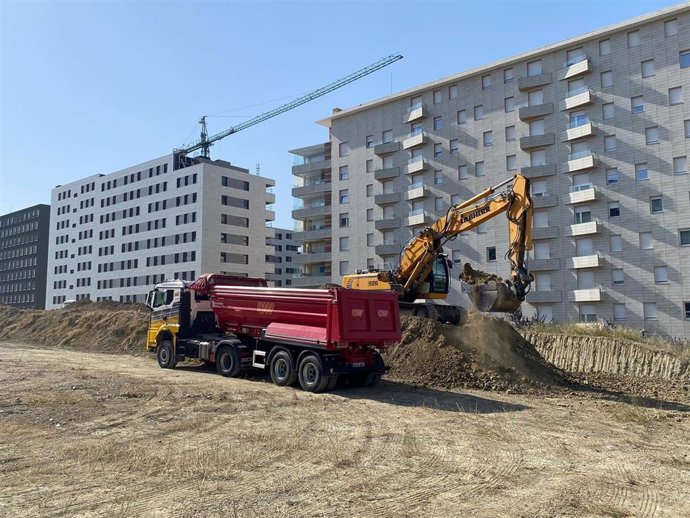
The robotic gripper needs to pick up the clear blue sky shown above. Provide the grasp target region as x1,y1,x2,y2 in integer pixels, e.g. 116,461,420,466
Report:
0,0,680,228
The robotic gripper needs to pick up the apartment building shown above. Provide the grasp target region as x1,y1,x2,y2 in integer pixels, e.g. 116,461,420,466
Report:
265,227,300,287
46,154,275,307
293,4,690,338
0,204,51,308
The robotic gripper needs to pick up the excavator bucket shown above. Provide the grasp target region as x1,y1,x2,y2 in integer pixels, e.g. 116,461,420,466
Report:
462,280,523,313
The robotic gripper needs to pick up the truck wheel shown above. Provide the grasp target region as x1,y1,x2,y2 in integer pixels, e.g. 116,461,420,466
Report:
297,354,329,393
216,345,242,377
270,350,297,387
157,340,177,369
365,372,382,387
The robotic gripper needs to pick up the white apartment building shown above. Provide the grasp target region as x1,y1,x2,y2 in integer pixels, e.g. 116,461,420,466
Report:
46,154,275,307
293,4,690,339
266,227,300,287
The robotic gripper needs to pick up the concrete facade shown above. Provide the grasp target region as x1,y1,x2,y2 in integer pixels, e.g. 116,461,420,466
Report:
292,4,690,339
0,204,51,308
46,154,275,307
266,227,300,287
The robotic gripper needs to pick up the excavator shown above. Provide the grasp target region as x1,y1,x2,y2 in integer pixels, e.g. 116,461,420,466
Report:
342,173,534,325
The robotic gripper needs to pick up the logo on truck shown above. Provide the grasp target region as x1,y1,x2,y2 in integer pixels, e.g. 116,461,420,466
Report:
377,309,389,318
351,308,364,318
257,301,275,314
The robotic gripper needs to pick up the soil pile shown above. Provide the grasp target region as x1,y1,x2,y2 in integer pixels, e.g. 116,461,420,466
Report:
385,313,569,392
0,301,149,354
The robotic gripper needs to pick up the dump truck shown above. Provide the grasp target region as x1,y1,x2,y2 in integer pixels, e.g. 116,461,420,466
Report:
146,273,401,392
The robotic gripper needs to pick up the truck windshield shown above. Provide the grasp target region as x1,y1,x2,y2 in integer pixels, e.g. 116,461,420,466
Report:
152,289,174,308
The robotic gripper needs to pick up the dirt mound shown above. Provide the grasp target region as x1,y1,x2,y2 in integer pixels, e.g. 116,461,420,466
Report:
0,304,149,354
385,313,569,392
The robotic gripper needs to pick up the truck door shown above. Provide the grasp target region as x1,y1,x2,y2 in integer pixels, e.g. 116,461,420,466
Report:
147,288,179,347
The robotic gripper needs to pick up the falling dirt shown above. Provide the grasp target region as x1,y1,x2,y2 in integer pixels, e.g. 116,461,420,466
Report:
459,262,502,285
385,313,569,393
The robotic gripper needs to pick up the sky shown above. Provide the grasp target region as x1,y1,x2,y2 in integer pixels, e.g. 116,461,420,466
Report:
0,0,682,229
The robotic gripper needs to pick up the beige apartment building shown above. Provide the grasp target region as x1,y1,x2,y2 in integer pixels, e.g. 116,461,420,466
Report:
46,154,276,307
292,4,690,338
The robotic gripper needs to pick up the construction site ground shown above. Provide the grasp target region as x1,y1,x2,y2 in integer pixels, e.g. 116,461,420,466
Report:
2,340,689,518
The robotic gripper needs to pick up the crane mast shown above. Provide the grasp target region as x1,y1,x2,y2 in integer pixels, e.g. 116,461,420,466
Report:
174,53,403,161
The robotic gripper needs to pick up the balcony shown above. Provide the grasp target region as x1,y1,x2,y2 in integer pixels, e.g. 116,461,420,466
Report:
293,251,332,264
375,218,401,230
292,228,331,242
375,192,401,205
532,226,559,240
374,141,401,156
569,288,602,302
532,194,558,208
521,164,556,179
520,133,555,150
562,121,595,141
529,258,561,271
292,274,332,288
567,184,596,204
374,167,400,181
568,254,601,269
563,151,597,173
405,102,426,123
405,156,428,174
569,220,599,236
292,204,331,219
402,130,428,150
517,72,553,91
518,103,554,121
292,159,331,176
558,56,593,81
526,290,563,303
559,88,594,111
405,183,429,200
375,243,402,256
292,181,331,197
406,209,434,226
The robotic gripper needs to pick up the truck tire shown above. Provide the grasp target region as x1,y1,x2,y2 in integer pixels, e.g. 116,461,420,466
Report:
297,354,329,393
270,350,297,387
216,344,242,378
157,340,177,369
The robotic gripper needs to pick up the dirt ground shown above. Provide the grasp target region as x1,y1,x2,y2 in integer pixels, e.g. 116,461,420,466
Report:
1,342,689,518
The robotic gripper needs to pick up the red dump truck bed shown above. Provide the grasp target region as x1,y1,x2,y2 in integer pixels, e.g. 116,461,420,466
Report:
206,285,401,350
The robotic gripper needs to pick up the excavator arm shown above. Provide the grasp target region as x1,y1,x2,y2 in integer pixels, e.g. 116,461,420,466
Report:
379,173,533,312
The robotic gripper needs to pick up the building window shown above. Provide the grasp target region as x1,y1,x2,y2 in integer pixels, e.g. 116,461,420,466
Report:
579,305,597,323
483,131,493,147
504,68,514,83
641,60,655,78
449,84,458,99
530,149,546,166
635,163,649,181
665,19,679,36
433,116,442,130
528,89,543,106
529,119,545,136
505,125,516,141
674,156,688,175
606,168,619,185
680,50,690,68
612,269,624,285
680,229,690,246
604,135,616,152
339,189,349,204
631,96,644,113
434,170,444,184
339,142,349,157
610,234,622,252
608,202,620,218
601,70,613,87
686,120,690,138
532,179,547,197
366,135,374,148
366,208,373,221
434,197,444,212
458,164,468,179
599,39,611,56
474,105,483,120
475,161,485,177
339,236,349,251
650,196,663,213
366,159,373,173
669,86,683,105
434,143,443,157
602,102,614,120
654,266,668,284
506,154,517,171
450,139,459,155
574,205,592,224
613,304,626,321
457,110,466,124
481,74,492,89
339,261,350,276
433,89,442,104
639,232,653,250
627,30,640,48
366,183,373,197
382,130,393,144
486,246,497,261
504,96,515,112
339,166,349,181
644,303,657,321
645,126,659,145
527,59,542,76
340,213,349,227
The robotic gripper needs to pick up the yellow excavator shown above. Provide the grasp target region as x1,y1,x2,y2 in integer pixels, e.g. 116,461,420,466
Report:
342,173,533,324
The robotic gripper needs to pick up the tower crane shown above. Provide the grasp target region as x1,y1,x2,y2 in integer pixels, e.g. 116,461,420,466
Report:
173,53,403,164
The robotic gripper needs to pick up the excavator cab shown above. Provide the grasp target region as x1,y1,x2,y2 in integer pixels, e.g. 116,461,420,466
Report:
419,255,451,299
